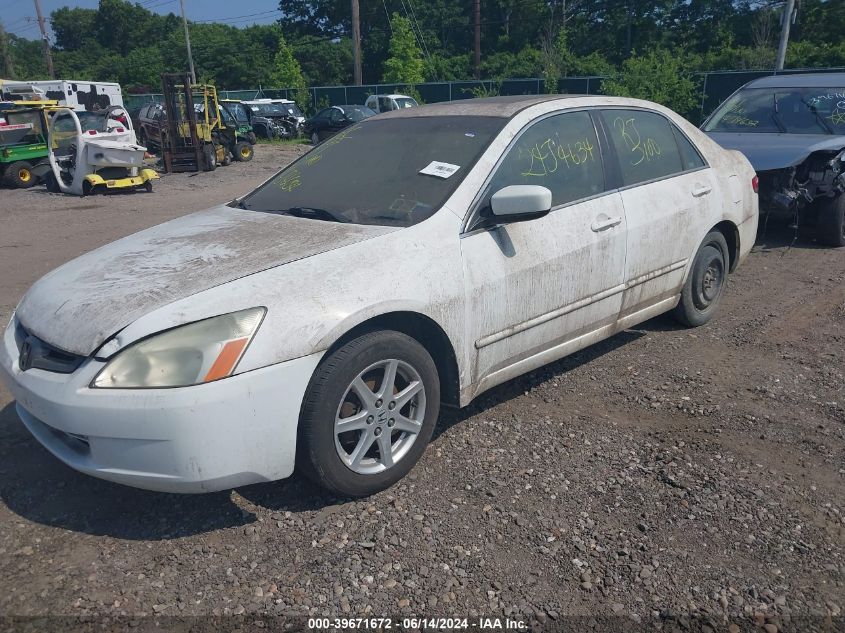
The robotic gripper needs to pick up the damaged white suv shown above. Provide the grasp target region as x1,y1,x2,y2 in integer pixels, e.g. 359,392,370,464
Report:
1,95,757,497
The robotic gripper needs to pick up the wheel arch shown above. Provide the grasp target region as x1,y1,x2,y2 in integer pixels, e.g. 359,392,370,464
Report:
712,219,740,273
320,311,461,408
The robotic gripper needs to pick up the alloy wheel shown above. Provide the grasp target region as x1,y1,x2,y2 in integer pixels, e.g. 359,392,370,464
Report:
334,359,426,475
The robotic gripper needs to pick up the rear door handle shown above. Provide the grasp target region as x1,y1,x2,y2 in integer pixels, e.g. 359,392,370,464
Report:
692,185,712,197
591,216,623,232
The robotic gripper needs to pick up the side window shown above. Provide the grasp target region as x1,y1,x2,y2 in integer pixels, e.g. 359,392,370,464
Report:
487,111,605,208
673,126,706,170
329,108,344,123
600,109,684,186
316,108,330,120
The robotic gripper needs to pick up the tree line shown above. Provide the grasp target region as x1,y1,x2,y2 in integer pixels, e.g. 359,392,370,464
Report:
1,0,843,118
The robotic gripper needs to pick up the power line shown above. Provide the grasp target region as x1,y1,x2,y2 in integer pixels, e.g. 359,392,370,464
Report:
194,9,281,24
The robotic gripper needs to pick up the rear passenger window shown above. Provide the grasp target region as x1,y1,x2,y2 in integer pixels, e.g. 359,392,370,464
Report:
673,126,706,170
488,111,605,207
601,109,684,186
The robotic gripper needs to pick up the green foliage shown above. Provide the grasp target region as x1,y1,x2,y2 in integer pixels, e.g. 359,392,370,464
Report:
481,47,542,80
382,14,424,85
270,31,310,109
601,49,700,118
467,80,502,99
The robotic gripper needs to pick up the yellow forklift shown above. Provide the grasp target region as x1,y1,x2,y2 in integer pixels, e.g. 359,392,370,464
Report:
159,73,253,173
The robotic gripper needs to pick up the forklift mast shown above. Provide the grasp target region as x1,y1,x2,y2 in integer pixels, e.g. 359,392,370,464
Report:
160,73,224,173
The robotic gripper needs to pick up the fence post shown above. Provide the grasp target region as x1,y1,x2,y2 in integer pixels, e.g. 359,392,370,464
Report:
699,72,709,122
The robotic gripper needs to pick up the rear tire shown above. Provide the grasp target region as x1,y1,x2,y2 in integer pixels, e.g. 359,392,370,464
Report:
297,330,440,498
673,231,729,327
4,161,36,188
816,194,845,247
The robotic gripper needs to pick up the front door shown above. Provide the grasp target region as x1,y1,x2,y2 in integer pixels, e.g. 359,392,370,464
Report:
460,110,627,395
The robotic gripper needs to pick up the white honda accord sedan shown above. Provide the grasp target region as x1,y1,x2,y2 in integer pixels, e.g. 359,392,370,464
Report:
1,96,758,497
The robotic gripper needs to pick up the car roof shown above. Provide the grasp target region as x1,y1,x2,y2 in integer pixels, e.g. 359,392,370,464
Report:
743,73,845,88
373,94,584,119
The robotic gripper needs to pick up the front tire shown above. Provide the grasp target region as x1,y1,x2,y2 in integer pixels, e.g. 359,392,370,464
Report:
233,141,254,162
673,230,729,327
202,144,217,171
4,161,36,188
297,330,440,497
817,194,845,247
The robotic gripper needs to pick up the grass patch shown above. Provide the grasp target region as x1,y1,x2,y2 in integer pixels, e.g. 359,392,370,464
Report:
255,137,310,146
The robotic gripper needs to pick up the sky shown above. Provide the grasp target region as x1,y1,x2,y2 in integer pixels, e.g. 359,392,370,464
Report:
1,0,282,39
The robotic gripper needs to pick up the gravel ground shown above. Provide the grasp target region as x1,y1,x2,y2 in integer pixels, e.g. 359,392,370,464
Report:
0,143,842,632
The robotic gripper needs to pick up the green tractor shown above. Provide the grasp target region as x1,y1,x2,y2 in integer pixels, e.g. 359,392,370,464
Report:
0,104,56,188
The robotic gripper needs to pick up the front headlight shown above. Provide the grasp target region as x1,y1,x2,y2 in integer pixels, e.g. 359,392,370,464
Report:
92,307,265,388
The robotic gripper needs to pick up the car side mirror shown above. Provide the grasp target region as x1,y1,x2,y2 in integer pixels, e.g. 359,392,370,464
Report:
490,185,553,223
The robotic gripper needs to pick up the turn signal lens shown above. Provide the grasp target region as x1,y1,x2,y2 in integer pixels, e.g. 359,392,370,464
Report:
92,307,265,388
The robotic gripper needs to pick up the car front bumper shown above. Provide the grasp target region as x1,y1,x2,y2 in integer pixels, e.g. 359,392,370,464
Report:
0,317,322,493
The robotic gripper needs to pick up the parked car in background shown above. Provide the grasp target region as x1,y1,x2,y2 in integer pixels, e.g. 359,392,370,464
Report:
1,95,757,497
134,102,166,149
364,93,419,113
304,104,375,144
244,99,305,138
703,73,845,246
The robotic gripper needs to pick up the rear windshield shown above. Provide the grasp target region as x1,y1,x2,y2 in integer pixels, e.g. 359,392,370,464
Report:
339,106,375,121
238,116,505,227
251,103,303,118
704,87,845,135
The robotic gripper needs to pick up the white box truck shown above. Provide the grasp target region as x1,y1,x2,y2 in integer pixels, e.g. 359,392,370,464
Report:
0,80,124,111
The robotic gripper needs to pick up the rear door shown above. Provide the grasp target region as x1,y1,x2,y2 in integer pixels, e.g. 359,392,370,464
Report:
460,109,627,392
599,108,716,318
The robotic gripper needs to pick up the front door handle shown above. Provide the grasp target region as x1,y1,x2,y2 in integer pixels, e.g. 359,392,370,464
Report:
692,185,712,197
591,216,623,232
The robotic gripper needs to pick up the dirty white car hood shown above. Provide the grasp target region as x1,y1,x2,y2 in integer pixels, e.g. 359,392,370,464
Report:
16,205,397,356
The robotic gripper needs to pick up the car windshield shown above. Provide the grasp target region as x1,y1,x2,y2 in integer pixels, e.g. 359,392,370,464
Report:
704,87,845,135
238,116,504,227
223,103,251,124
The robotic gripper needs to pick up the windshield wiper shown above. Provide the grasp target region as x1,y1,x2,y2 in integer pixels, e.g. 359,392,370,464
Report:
801,98,835,134
275,207,348,223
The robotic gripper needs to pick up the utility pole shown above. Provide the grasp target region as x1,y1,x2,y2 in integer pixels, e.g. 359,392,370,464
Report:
179,0,196,84
775,0,796,71
473,0,481,78
0,21,14,79
351,0,361,85
33,0,54,79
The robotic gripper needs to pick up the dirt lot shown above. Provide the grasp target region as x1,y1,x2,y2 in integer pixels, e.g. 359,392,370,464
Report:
0,143,842,631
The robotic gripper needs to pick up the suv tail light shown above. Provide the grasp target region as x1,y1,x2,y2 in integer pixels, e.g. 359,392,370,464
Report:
752,175,759,194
